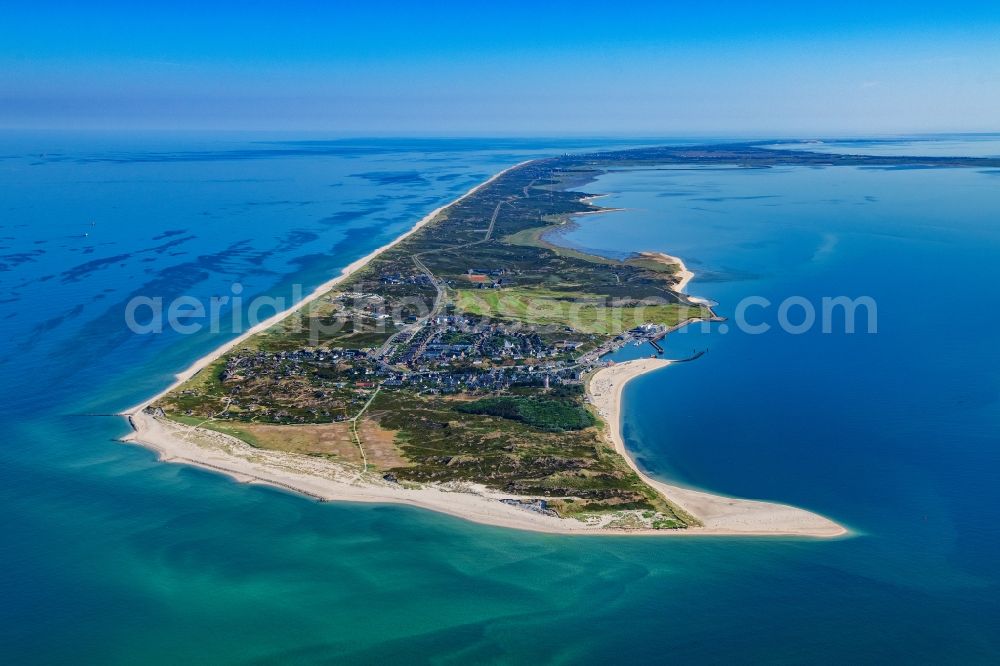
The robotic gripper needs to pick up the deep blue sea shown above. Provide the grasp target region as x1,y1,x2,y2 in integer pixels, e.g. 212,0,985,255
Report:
2,134,999,663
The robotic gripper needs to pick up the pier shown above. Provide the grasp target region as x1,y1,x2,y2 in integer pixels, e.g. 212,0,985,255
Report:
648,335,664,354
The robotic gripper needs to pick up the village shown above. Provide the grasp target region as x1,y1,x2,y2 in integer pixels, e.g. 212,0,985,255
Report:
203,303,675,424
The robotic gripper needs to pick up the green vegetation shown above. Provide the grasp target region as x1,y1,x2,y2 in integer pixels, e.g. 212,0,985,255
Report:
454,287,706,335
372,389,690,522
163,413,265,449
162,145,961,527
149,142,1000,528
455,395,597,432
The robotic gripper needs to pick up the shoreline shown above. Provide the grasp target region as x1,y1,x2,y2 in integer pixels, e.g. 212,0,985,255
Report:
587,359,847,537
123,160,534,416
640,251,695,293
125,398,844,537
122,160,846,538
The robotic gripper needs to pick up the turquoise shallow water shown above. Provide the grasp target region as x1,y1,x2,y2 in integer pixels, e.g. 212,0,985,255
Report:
2,135,999,663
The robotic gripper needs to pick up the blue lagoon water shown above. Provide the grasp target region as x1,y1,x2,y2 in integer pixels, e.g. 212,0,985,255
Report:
2,135,999,663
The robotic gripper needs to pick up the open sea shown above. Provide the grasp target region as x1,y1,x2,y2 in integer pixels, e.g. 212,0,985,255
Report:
2,134,999,663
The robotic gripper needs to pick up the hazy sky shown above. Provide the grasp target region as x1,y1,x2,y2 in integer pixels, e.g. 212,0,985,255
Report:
3,1,1000,134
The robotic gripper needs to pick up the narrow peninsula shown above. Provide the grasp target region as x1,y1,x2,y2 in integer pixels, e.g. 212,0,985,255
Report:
125,144,1000,536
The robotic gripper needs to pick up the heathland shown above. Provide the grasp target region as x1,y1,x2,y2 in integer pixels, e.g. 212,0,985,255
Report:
128,143,1000,533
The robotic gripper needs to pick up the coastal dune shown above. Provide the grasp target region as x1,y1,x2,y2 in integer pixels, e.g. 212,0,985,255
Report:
123,160,846,538
125,395,844,537
126,410,621,534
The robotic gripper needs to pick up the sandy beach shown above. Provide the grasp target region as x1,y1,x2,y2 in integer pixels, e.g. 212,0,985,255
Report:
125,409,631,535
123,162,846,538
587,359,847,537
125,385,844,536
640,251,695,293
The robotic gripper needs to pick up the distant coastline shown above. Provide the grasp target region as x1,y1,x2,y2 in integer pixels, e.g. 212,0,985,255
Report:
123,156,845,537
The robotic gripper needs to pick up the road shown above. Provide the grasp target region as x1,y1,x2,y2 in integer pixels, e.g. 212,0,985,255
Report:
373,194,515,364
484,200,504,241
350,386,381,473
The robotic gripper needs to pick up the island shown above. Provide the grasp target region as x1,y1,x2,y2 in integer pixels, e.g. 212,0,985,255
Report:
123,144,1000,536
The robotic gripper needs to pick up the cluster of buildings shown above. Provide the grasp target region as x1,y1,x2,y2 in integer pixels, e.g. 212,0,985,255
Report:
379,364,583,394
393,318,577,370
460,267,512,289
218,347,366,383
378,272,434,287
204,299,673,422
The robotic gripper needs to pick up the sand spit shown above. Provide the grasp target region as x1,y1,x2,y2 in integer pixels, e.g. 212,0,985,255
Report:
123,161,845,538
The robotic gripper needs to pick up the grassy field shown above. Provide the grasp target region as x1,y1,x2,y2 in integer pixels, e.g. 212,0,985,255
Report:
502,225,619,265
503,225,680,273
453,286,708,335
